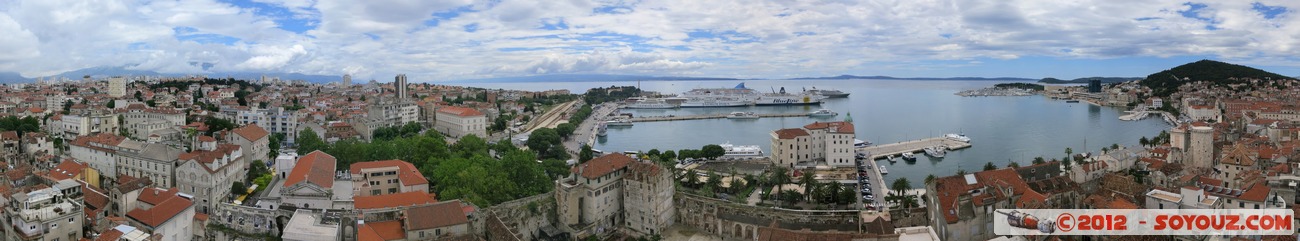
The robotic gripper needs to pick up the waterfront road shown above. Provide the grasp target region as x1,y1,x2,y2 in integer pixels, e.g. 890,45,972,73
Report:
857,157,888,211
563,102,619,156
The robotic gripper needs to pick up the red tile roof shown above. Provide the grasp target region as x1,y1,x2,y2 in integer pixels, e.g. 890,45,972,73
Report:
570,153,635,179
773,128,809,139
178,144,241,170
284,150,336,188
69,133,126,153
404,200,470,230
137,187,180,206
436,106,484,117
126,188,193,228
353,191,438,210
1237,182,1271,202
349,160,428,186
231,124,269,141
803,121,854,134
47,159,86,181
357,220,405,241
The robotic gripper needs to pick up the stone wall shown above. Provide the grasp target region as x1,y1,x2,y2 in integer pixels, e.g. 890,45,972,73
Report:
675,193,897,241
480,192,559,241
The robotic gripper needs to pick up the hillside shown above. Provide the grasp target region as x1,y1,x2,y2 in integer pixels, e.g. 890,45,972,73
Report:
792,75,1034,81
1039,77,1140,84
1141,60,1292,97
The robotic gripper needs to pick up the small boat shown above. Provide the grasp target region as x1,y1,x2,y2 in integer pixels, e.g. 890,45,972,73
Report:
945,133,971,142
726,112,760,119
879,166,888,175
853,139,871,148
596,123,608,136
900,152,916,161
720,142,764,157
924,146,947,158
605,119,634,127
1066,99,1080,103
887,155,897,163
808,109,839,117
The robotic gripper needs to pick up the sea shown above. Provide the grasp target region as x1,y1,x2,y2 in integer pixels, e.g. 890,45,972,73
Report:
458,79,1171,185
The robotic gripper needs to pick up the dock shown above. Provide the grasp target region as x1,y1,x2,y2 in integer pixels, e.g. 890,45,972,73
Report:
629,113,809,122
857,137,972,160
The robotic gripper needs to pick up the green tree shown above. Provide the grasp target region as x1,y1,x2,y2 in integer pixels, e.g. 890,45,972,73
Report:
1111,143,1120,150
231,182,246,196
296,129,327,155
800,170,817,204
1139,136,1150,147
527,128,563,159
579,144,594,163
924,174,937,184
555,123,576,139
247,160,269,182
451,135,489,158
983,162,997,171
705,172,722,194
1032,156,1046,165
890,178,912,197
700,144,726,160
106,101,115,109
646,149,661,158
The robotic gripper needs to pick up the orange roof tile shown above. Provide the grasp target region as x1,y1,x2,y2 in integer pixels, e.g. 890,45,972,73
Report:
405,200,470,230
1237,182,1271,202
570,153,635,179
437,106,484,117
349,160,428,186
357,220,405,241
126,188,193,228
773,128,809,139
353,191,438,209
284,150,336,188
47,159,86,181
231,124,269,141
802,121,854,134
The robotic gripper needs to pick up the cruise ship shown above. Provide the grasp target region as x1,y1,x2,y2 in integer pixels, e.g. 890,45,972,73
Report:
622,97,680,109
679,83,759,107
809,87,850,98
720,142,764,157
754,87,825,106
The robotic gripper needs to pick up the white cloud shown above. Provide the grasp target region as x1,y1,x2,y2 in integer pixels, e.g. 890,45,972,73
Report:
4,0,1300,79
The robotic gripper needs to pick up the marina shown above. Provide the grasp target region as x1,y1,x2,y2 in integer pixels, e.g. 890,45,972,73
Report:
629,112,809,122
858,137,972,160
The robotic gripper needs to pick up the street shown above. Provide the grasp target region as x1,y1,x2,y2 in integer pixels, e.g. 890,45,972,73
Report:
563,102,618,156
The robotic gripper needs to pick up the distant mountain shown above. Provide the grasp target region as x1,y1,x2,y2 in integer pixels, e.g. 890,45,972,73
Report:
0,72,32,84
1038,77,1141,84
25,65,341,84
791,75,1035,81
444,74,744,83
1141,60,1293,97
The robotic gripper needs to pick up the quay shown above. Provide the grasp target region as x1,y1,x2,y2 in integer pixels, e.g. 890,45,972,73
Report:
857,137,972,160
628,113,809,122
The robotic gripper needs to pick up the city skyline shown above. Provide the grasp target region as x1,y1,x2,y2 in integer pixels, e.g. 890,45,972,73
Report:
3,1,1300,81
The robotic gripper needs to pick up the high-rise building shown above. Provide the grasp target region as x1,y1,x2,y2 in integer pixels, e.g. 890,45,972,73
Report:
342,74,352,86
1088,79,1102,93
109,76,127,97
394,74,408,99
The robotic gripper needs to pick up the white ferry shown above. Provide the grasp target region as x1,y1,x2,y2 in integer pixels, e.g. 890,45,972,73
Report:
720,142,764,157
726,112,760,119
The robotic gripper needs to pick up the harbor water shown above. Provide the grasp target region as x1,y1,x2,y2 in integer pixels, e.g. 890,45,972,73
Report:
460,79,1171,185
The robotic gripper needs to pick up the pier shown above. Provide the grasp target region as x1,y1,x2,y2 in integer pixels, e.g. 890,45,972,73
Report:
857,137,972,160
629,113,810,122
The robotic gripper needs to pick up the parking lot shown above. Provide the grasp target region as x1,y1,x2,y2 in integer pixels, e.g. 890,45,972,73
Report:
855,157,887,211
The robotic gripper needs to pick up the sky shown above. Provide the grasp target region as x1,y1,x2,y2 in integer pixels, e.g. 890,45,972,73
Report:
2,0,1300,82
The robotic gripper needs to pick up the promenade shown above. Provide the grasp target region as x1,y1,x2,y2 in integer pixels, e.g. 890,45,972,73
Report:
856,137,971,160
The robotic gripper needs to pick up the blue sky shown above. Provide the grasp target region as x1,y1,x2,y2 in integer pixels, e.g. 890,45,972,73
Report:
2,0,1300,81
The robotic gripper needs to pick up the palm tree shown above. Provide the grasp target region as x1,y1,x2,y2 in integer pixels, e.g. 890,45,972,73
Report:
800,170,817,204
1139,136,1150,147
1065,147,1073,159
924,174,937,185
890,177,912,197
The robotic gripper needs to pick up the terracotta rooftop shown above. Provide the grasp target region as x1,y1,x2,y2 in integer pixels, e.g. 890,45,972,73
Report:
436,106,484,117
570,153,635,179
357,220,405,241
126,188,193,228
47,159,86,181
803,121,854,134
353,191,438,210
70,133,127,153
404,200,470,230
284,150,336,188
1236,182,1271,202
231,124,269,141
773,128,810,139
178,144,242,171
349,160,428,186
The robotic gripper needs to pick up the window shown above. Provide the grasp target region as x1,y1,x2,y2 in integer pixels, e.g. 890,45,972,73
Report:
372,190,380,195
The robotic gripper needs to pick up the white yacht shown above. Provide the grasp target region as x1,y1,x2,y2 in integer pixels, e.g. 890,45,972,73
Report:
623,98,679,109
720,142,764,157
596,122,608,137
879,166,888,175
605,119,634,127
924,146,947,158
900,152,916,161
945,133,971,143
809,109,839,117
853,139,871,148
726,112,760,119
810,87,850,98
